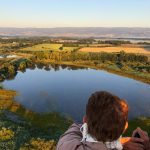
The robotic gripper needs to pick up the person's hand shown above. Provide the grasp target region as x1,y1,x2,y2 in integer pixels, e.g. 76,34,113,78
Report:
132,127,150,150
122,137,144,150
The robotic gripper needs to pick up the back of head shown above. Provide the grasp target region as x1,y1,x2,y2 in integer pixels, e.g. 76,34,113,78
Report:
86,91,128,142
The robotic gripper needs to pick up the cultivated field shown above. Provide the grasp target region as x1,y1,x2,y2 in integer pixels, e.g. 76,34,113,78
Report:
79,46,150,54
20,44,77,52
20,44,62,51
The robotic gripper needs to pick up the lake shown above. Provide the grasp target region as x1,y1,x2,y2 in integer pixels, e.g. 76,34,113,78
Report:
1,64,150,122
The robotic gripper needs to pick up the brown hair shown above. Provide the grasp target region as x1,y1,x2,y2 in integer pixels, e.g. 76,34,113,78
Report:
86,91,128,142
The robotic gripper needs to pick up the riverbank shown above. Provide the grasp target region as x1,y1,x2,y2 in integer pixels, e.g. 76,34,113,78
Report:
0,89,72,149
0,110,56,150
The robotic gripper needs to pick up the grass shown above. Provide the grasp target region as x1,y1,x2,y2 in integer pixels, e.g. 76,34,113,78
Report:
124,117,150,136
0,89,16,96
0,89,72,134
20,43,78,52
20,44,63,51
79,46,150,54
0,89,72,149
0,110,56,150
0,89,17,110
63,47,78,51
0,43,19,52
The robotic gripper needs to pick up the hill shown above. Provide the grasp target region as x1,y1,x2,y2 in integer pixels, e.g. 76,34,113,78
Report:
0,27,150,38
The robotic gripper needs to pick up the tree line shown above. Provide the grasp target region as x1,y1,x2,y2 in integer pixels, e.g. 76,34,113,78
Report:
98,40,131,45
29,50,148,63
0,59,34,81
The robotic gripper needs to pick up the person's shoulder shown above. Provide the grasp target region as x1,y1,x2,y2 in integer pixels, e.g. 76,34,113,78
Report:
56,123,83,149
57,138,83,150
57,140,109,150
57,123,109,150
63,123,82,137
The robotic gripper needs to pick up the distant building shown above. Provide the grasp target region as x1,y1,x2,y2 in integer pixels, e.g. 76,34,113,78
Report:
51,38,78,43
7,54,18,58
0,54,18,59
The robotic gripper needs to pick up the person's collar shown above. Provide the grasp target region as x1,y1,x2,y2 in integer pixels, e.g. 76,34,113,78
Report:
80,123,123,150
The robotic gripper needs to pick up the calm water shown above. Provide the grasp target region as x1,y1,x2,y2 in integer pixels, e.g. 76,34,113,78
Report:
2,65,150,122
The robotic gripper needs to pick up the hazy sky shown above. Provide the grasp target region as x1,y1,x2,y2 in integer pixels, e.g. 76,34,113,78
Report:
0,0,150,28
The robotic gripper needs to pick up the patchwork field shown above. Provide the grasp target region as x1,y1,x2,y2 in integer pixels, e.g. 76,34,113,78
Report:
79,46,150,54
20,44,62,51
20,44,77,52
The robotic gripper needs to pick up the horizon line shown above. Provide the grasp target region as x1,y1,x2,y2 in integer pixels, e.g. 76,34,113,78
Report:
0,26,150,29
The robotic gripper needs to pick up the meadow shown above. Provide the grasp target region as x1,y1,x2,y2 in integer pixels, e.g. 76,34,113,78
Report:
79,46,150,54
20,44,77,52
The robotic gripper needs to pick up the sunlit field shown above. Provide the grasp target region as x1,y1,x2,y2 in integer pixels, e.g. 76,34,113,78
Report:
79,46,150,54
20,43,77,52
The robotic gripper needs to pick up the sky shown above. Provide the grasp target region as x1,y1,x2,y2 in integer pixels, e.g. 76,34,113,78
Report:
0,0,150,28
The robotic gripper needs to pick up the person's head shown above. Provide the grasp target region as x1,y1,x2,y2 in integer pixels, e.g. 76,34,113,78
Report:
85,91,128,142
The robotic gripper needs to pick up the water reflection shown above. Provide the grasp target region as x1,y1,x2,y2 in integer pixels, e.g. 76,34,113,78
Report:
2,64,150,122
35,63,87,71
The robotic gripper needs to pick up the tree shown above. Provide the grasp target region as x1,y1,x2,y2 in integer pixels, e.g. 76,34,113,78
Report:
59,47,63,50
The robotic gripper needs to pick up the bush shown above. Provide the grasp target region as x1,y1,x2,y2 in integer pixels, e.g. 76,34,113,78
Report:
0,127,14,141
20,138,56,150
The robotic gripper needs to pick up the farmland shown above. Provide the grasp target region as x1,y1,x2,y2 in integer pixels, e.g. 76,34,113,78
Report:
79,46,150,54
20,44,78,52
19,43,150,61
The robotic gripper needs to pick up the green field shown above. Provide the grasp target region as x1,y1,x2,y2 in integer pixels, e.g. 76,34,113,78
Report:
20,44,77,52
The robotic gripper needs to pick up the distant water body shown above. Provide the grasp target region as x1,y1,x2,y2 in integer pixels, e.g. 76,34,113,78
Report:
2,65,150,122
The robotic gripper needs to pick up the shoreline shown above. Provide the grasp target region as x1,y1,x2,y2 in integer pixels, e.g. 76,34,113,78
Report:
35,60,150,85
0,58,149,85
